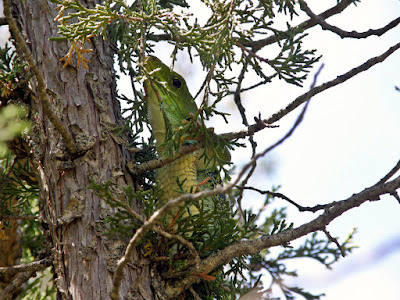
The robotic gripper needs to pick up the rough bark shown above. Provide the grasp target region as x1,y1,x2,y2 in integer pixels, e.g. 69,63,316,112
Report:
13,1,153,299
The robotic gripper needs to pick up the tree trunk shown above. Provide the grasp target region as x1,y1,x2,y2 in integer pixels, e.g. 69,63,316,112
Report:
13,1,155,299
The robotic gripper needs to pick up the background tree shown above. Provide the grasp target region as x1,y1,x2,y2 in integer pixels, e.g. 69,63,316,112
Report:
0,0,399,299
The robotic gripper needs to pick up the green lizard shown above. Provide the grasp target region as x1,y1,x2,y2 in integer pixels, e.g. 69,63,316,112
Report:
143,55,230,220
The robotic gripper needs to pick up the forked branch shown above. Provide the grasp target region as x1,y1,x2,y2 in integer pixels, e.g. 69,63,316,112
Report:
299,0,400,39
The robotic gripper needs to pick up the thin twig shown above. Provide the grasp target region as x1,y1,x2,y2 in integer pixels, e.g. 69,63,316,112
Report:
110,197,201,300
322,228,346,257
299,0,400,39
0,214,38,220
376,158,400,185
233,60,258,221
235,41,271,65
127,141,204,175
239,186,335,212
248,0,359,52
390,191,400,204
4,0,77,155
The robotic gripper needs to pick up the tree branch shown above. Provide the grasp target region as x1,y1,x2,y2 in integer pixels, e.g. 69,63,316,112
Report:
3,0,77,155
299,0,400,39
391,191,400,204
248,0,359,52
127,115,279,176
0,257,52,274
127,141,204,175
376,158,400,185
0,17,7,26
166,174,400,297
265,41,400,125
0,214,38,220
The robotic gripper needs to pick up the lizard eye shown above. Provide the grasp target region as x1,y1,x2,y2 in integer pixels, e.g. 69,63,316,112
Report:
172,77,183,89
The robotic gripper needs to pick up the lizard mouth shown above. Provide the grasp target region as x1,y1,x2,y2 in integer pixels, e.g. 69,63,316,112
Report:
143,55,154,70
143,56,165,104
143,55,162,73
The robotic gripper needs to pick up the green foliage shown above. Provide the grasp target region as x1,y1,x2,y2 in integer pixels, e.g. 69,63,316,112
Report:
0,155,51,299
0,105,30,157
51,0,117,41
0,155,37,209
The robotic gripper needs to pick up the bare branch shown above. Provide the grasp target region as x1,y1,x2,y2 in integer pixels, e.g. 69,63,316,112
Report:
110,191,201,299
265,42,400,125
0,257,52,274
3,0,77,155
248,0,359,52
128,119,278,176
299,0,400,39
239,186,335,212
0,214,38,220
127,141,204,175
166,174,400,297
110,185,209,299
235,41,271,65
233,60,258,219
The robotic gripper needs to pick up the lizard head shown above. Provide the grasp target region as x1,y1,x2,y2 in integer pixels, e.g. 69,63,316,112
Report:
143,55,199,133
143,56,231,167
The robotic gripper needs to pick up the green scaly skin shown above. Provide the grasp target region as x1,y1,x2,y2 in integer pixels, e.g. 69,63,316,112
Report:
143,56,229,218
